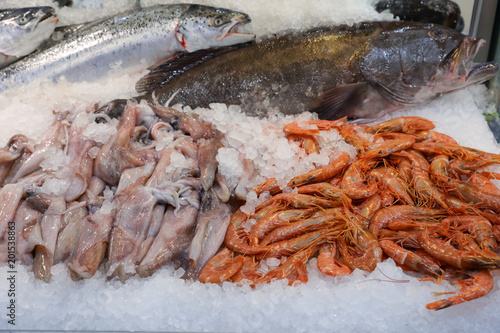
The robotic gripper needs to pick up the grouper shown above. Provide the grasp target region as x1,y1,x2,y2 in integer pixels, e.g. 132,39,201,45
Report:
136,21,497,120
0,4,255,92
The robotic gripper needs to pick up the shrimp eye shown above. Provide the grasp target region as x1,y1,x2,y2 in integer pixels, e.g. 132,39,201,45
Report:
429,28,446,41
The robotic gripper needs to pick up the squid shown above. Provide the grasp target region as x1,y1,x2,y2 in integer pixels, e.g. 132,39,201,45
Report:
186,188,232,279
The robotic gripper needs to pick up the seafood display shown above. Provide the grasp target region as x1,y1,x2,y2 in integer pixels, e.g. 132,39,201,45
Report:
2,97,500,311
0,6,58,68
1,0,500,331
137,21,497,120
0,4,255,92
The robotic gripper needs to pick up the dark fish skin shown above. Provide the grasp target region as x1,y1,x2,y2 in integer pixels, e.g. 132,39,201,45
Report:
54,0,73,7
375,0,464,31
138,21,498,120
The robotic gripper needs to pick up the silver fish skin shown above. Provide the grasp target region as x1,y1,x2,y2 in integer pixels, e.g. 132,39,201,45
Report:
0,4,254,92
0,6,58,67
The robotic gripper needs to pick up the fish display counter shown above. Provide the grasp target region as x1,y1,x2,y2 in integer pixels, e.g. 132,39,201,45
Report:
0,0,500,332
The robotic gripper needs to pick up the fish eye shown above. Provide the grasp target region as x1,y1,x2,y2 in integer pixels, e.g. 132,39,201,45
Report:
211,16,225,27
17,15,31,25
429,28,447,41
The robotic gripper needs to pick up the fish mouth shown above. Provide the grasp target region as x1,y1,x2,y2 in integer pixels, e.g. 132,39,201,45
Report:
217,15,256,44
443,36,498,84
36,7,58,26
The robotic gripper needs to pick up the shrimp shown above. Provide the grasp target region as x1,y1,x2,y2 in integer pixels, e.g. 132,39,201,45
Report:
230,256,262,284
365,117,434,134
224,209,268,255
379,239,443,278
283,118,346,136
260,229,333,259
441,177,500,213
440,215,496,250
397,150,450,210
198,248,245,284
413,130,457,144
257,242,321,285
255,193,344,212
287,134,319,155
259,208,342,246
340,159,378,200
356,194,382,221
253,178,281,196
288,152,350,187
317,242,352,277
378,229,421,249
413,142,500,162
449,159,498,176
373,132,416,143
337,210,382,272
295,182,352,208
249,208,317,245
369,167,414,205
390,154,413,182
469,172,500,196
426,270,494,310
430,155,449,179
338,122,372,154
370,205,446,238
363,138,415,160
418,227,500,270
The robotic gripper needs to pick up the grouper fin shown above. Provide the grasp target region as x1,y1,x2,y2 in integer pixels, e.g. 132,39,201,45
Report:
309,82,369,120
135,44,250,94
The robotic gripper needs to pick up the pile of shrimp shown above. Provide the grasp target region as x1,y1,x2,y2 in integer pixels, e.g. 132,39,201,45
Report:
199,116,500,311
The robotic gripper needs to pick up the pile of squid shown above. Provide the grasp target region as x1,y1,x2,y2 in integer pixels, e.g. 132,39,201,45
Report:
0,100,247,283
199,116,500,311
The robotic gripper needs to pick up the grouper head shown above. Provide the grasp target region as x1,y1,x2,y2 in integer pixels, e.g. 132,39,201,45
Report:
0,6,58,58
359,22,498,111
176,5,255,53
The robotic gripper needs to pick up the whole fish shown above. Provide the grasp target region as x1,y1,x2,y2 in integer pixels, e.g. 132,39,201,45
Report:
136,21,498,120
0,7,58,68
0,4,255,92
375,0,464,31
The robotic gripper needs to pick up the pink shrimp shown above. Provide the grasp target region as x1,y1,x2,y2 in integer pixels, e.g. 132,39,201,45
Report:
365,117,434,134
426,270,494,310
198,248,245,284
288,152,350,187
340,159,378,200
379,239,443,278
317,242,352,277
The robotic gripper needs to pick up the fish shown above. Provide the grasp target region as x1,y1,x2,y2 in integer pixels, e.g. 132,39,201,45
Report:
375,0,464,31
0,6,58,68
54,0,73,7
136,21,498,120
0,4,255,92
